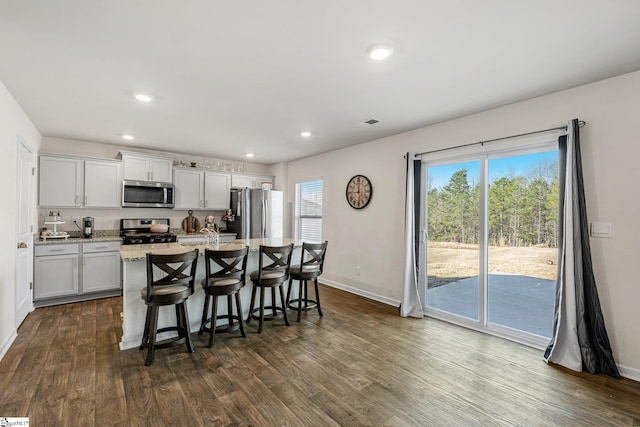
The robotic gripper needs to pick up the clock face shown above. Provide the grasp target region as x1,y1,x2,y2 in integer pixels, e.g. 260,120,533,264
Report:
346,175,373,209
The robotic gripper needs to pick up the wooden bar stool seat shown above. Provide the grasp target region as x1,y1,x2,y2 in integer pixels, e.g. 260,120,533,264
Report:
139,249,199,366
246,244,294,333
199,247,249,348
287,241,328,322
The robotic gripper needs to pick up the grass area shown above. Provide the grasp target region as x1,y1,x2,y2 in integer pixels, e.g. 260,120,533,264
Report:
427,241,557,287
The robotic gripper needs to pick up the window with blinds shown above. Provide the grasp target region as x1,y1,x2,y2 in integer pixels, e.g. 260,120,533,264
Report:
294,179,323,242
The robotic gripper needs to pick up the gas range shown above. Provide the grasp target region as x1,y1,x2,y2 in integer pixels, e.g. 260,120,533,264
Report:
120,218,177,245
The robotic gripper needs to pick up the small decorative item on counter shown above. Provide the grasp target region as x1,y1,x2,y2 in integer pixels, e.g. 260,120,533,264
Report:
40,228,51,238
182,210,200,233
190,162,197,168
261,181,272,190
222,209,235,222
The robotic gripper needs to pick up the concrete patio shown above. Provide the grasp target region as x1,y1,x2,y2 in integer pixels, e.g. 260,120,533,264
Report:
426,273,555,338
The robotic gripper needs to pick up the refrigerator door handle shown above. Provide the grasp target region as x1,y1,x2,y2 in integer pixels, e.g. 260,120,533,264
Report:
262,198,267,238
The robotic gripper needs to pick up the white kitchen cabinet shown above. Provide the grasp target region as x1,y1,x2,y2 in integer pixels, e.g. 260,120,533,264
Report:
174,168,230,210
84,160,122,207
34,244,80,300
38,154,121,208
231,174,273,189
39,156,83,207
82,241,122,293
121,151,173,183
34,241,122,307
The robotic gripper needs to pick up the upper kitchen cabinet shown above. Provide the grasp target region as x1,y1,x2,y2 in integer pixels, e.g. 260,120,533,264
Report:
174,168,230,210
120,151,173,183
39,154,121,208
231,174,274,189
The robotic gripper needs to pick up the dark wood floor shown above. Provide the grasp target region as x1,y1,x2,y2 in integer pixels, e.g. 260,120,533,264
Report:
1,284,639,426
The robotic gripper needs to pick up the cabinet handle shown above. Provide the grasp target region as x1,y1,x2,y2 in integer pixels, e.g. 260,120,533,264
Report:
94,246,109,250
84,195,87,205
49,248,65,252
205,200,208,208
75,195,79,205
83,255,86,266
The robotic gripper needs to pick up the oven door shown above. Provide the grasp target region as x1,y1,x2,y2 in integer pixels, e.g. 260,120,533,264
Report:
122,181,174,208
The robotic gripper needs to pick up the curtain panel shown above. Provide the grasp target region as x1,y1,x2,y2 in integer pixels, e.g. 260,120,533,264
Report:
544,119,620,378
400,153,424,318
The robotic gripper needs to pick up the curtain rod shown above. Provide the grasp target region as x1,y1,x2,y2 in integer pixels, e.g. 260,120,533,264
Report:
412,120,586,158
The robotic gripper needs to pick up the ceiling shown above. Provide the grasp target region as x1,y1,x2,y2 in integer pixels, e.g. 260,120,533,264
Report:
1,1,640,164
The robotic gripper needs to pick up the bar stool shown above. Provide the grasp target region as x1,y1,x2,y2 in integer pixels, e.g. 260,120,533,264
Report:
246,244,294,333
139,249,198,366
286,241,328,322
198,246,249,348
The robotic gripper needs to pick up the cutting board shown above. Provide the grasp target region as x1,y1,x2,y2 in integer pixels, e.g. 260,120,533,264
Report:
181,210,201,233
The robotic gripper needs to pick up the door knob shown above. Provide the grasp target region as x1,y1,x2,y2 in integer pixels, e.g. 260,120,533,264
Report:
17,242,29,249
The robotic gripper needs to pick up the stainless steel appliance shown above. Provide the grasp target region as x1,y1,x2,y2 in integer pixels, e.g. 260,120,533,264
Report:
226,188,283,239
122,180,174,208
120,218,177,245
83,216,94,238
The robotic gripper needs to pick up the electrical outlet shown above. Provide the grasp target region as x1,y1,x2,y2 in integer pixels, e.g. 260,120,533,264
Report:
355,266,361,276
73,216,81,224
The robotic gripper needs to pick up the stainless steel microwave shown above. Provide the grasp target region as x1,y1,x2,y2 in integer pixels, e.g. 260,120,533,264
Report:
122,180,174,208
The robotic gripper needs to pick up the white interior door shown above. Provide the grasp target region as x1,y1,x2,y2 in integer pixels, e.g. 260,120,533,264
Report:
16,137,35,327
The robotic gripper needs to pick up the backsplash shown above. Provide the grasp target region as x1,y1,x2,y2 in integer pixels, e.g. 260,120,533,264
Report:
37,208,229,234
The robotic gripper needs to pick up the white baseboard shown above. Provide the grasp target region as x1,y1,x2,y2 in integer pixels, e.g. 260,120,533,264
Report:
617,364,640,382
320,278,401,308
0,329,18,362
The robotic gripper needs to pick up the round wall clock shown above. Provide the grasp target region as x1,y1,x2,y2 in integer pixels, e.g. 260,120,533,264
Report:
346,174,373,209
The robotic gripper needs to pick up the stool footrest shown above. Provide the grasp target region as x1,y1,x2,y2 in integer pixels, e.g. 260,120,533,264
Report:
249,305,287,321
200,315,242,334
287,298,318,311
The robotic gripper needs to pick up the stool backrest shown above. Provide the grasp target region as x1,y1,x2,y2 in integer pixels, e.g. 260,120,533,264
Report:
204,246,249,285
298,241,328,275
258,243,294,282
145,249,199,302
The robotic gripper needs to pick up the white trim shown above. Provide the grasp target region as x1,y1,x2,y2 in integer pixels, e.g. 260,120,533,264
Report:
0,329,18,362
320,278,401,307
617,364,640,382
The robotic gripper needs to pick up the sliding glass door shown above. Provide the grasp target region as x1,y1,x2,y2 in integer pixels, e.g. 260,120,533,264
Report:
423,143,558,347
425,160,481,321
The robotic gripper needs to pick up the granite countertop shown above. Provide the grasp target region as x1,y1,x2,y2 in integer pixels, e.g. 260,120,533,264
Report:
119,238,301,261
35,235,122,245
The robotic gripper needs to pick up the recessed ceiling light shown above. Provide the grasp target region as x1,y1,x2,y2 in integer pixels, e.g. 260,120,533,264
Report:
300,131,312,137
367,44,393,60
134,93,153,102
122,134,135,140
245,153,255,158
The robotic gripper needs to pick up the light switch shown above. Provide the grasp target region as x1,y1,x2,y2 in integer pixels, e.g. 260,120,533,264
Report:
590,222,613,238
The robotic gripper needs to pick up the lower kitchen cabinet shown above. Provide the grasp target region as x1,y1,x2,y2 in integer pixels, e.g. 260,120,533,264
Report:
34,241,122,307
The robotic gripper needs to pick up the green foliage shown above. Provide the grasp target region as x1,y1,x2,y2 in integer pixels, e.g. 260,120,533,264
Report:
427,159,559,247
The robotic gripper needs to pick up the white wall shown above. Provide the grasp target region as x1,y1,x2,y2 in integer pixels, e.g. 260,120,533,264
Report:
286,71,640,379
0,80,41,359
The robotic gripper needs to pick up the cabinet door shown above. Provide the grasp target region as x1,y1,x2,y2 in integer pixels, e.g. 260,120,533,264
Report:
174,169,204,209
204,172,230,210
84,160,122,207
149,158,173,183
231,174,253,188
252,176,273,189
39,156,83,207
34,254,79,299
82,252,121,293
122,154,150,181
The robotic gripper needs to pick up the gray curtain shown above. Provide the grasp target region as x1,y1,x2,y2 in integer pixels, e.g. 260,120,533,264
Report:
400,152,424,318
543,119,620,378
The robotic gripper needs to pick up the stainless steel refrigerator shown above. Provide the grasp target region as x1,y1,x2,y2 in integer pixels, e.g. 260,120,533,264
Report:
226,188,284,239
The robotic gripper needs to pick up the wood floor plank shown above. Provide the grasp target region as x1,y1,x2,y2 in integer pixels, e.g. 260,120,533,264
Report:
1,284,639,426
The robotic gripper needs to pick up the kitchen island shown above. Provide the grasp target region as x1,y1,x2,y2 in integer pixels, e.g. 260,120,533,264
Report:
119,238,302,350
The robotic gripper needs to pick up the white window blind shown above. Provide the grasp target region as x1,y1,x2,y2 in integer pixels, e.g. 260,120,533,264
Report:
295,180,323,242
